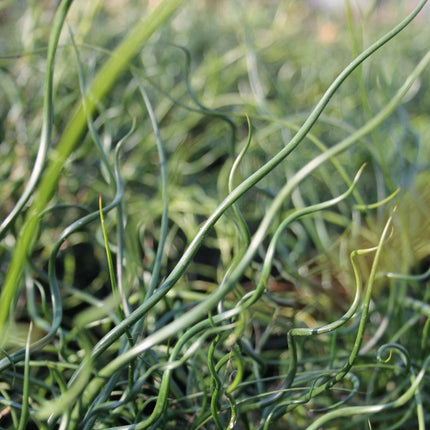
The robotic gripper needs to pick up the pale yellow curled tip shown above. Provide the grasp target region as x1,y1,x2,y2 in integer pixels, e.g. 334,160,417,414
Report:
354,187,401,212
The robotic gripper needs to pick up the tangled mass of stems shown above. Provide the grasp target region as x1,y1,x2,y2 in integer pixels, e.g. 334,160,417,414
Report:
0,0,429,429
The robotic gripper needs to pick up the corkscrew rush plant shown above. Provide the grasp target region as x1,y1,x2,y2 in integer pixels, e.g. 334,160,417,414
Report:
51,40,430,430
0,1,429,429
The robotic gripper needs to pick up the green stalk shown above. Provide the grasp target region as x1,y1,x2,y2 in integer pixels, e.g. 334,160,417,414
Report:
98,195,121,318
17,323,32,430
0,0,74,238
0,0,187,334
